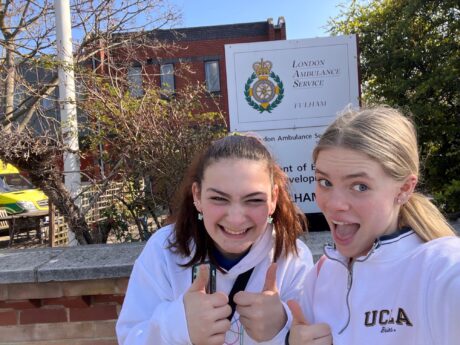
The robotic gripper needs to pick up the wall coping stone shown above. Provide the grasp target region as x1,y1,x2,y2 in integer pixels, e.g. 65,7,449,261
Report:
0,242,145,284
0,221,457,285
0,231,338,285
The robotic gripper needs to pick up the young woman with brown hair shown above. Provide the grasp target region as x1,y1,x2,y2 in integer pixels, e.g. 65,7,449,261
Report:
117,134,314,345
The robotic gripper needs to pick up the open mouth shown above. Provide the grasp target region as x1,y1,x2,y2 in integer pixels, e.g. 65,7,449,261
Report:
219,225,250,236
332,220,360,243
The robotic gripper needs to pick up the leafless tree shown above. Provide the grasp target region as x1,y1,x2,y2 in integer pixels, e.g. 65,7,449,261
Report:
0,0,181,130
0,126,97,243
0,0,227,244
0,0,207,244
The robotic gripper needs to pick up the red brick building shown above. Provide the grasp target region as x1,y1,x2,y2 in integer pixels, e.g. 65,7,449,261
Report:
121,17,286,125
80,18,286,179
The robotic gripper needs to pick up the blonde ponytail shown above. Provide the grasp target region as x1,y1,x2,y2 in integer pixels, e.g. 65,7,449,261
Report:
399,193,455,241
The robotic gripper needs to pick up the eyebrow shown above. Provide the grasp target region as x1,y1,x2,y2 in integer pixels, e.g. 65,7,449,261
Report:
315,168,372,180
206,188,267,198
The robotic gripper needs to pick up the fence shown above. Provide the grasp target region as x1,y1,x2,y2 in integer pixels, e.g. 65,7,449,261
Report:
0,180,144,248
49,181,127,247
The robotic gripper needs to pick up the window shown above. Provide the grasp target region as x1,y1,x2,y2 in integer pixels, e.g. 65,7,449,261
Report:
0,174,34,192
160,64,175,93
205,61,220,92
13,84,26,108
127,66,143,97
41,97,55,111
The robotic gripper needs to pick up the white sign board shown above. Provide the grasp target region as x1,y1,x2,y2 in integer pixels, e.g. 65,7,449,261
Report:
260,127,325,213
225,35,359,132
225,35,360,213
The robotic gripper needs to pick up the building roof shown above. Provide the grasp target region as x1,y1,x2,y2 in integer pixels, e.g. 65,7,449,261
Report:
148,21,273,41
112,18,285,43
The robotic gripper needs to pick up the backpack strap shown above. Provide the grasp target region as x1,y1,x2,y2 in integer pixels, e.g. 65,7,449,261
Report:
316,255,327,276
227,267,254,321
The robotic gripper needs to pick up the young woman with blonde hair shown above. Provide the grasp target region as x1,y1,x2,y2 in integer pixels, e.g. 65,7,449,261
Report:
288,106,460,345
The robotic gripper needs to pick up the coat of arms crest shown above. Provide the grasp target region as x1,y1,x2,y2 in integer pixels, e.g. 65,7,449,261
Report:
244,58,284,113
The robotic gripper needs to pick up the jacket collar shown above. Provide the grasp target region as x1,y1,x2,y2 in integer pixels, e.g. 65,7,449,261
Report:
324,227,423,264
224,224,275,277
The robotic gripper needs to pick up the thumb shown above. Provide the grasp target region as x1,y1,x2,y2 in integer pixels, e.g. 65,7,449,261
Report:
287,299,309,326
188,264,209,293
262,262,278,292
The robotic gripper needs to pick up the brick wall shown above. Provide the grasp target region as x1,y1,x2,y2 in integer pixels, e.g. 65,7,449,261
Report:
109,19,287,126
0,230,333,344
0,242,144,344
0,278,128,344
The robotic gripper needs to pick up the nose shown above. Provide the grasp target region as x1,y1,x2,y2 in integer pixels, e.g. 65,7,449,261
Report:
226,203,247,226
321,188,350,212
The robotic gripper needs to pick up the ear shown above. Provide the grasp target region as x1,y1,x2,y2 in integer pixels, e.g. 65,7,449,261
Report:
270,184,279,215
192,182,201,205
397,174,418,201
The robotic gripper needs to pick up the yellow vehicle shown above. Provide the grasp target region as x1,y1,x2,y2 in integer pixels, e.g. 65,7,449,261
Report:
0,160,49,215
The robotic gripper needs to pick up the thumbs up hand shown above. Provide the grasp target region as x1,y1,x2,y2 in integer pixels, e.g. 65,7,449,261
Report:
234,263,286,342
287,300,332,345
184,265,231,345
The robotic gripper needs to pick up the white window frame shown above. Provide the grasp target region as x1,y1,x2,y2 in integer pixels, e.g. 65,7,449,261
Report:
127,66,144,97
160,63,175,93
205,60,220,93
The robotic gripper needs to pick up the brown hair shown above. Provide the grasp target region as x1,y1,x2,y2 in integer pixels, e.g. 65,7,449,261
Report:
313,105,455,241
168,134,306,268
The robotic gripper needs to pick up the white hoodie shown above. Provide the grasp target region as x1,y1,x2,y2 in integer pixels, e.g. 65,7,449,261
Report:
116,224,313,345
300,229,460,345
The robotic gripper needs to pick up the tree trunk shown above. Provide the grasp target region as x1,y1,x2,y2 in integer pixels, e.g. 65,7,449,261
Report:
27,170,94,245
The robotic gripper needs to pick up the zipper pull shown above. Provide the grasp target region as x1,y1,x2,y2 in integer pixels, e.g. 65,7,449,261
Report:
347,266,353,289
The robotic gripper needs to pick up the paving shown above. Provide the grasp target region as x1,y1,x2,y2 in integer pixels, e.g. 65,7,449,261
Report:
300,231,332,262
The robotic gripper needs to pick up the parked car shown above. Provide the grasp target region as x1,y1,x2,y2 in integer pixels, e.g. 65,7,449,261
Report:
0,160,49,215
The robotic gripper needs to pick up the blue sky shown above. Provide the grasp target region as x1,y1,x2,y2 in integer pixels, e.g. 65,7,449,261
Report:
169,0,351,39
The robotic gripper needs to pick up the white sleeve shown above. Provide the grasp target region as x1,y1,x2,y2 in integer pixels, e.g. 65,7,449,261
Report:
427,257,460,344
116,248,191,345
280,239,314,301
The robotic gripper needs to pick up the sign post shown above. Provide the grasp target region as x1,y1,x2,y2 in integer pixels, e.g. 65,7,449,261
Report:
55,0,81,245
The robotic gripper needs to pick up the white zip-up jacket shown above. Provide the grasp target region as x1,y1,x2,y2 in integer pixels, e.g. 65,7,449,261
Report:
116,224,314,345
300,228,460,345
